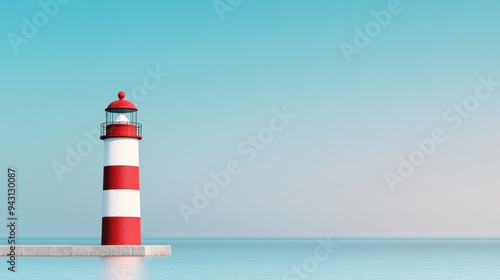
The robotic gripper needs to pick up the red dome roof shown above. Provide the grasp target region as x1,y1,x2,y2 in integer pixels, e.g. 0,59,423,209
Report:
105,92,137,112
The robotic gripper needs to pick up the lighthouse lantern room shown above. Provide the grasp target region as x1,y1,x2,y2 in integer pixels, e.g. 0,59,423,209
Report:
100,91,142,140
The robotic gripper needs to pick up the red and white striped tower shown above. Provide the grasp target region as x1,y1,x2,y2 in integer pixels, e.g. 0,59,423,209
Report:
100,92,143,245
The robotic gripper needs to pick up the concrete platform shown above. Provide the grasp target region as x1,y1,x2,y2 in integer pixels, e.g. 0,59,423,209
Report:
0,245,171,257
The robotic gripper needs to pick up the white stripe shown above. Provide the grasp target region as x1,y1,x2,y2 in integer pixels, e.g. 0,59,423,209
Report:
104,138,139,166
102,190,141,217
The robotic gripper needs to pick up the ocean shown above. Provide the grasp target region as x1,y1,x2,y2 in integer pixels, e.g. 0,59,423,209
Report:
1,238,499,279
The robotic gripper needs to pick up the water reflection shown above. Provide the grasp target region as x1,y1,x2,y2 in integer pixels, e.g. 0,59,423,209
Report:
101,256,144,280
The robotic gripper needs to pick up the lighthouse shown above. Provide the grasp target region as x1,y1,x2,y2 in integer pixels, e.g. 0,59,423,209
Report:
100,92,143,245
0,91,171,256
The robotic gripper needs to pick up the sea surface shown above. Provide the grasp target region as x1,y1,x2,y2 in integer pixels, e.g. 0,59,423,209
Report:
1,238,499,279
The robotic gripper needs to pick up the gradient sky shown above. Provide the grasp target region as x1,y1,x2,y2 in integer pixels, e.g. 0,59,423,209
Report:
1,0,500,238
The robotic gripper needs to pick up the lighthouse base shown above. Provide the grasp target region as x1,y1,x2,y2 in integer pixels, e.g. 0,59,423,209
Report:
0,245,171,257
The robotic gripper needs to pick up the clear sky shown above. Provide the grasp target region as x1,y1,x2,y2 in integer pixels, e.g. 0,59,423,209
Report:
1,0,500,238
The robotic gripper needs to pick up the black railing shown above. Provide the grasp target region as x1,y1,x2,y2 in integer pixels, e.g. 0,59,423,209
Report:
100,122,142,138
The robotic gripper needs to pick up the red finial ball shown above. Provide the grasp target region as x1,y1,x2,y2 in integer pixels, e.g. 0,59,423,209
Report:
118,91,126,99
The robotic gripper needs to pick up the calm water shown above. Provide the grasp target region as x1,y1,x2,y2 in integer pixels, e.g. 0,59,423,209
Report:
1,238,499,279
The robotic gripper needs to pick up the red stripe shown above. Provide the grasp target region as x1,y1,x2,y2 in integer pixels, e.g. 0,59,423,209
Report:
101,217,141,245
103,166,140,190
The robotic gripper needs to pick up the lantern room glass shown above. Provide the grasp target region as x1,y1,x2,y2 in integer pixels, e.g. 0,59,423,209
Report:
105,110,138,126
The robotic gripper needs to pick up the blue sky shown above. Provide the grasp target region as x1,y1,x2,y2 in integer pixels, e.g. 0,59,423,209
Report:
1,0,500,238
